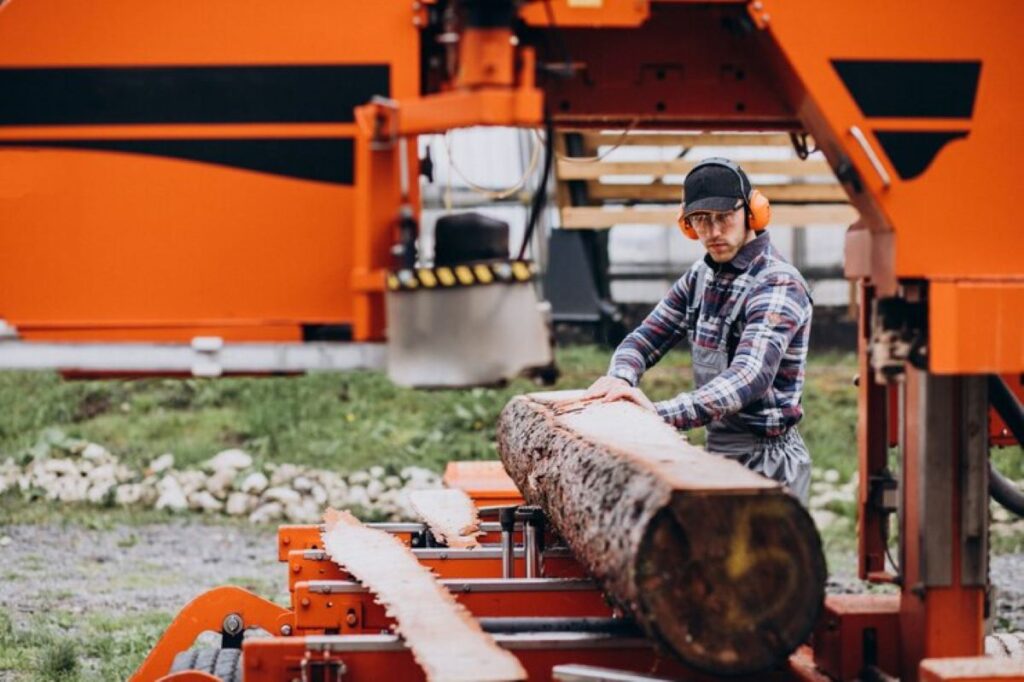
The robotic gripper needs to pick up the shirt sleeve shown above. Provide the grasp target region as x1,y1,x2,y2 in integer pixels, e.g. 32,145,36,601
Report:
654,271,811,429
607,268,696,387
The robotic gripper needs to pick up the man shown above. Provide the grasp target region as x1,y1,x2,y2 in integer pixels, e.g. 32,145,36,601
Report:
585,158,813,503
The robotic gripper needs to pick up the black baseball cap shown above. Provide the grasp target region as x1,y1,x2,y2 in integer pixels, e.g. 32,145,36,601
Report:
682,159,749,218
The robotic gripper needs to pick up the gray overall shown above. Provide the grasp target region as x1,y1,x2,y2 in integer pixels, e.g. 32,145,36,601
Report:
689,264,812,505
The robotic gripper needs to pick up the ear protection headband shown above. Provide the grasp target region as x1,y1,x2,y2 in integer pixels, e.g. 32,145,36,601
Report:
678,158,771,240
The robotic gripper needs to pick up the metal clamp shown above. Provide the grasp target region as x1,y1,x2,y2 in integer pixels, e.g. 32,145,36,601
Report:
849,126,891,189
516,506,546,579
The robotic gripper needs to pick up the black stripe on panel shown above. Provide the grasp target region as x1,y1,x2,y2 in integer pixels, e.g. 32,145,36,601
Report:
0,138,354,184
873,130,968,180
832,60,981,118
0,65,389,126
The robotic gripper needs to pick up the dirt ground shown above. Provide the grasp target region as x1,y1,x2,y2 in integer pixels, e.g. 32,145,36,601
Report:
1,521,1022,677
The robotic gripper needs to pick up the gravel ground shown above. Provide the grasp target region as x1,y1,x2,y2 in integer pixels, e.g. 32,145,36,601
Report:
1,521,1022,642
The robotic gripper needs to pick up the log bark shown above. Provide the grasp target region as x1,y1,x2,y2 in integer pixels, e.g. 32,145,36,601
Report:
497,391,826,675
321,509,526,682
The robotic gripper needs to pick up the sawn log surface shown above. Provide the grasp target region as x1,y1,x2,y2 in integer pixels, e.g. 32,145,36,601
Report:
321,509,526,682
497,391,826,675
409,488,482,548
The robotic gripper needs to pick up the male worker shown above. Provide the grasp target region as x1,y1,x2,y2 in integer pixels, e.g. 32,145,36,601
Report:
585,158,813,503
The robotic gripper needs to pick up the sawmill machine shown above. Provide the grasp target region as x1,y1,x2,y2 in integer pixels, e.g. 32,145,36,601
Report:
3,0,1024,680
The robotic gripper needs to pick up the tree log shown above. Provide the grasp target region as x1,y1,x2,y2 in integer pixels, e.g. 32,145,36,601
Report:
497,391,826,675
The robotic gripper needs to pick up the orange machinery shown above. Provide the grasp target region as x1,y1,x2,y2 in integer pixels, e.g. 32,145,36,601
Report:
4,0,1024,680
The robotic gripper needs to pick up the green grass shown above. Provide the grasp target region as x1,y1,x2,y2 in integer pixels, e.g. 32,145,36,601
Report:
0,608,173,681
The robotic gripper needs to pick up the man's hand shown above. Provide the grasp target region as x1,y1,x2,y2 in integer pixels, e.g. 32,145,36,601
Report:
583,375,630,400
584,376,658,413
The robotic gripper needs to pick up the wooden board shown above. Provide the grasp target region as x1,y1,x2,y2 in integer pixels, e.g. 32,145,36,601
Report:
556,158,833,181
321,509,526,682
585,181,848,204
497,391,826,676
576,131,796,148
409,489,482,549
559,204,858,229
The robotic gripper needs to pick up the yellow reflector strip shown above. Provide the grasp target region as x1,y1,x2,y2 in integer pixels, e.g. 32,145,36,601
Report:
473,264,494,284
511,262,531,281
387,274,400,291
437,267,456,286
455,266,474,285
418,269,437,288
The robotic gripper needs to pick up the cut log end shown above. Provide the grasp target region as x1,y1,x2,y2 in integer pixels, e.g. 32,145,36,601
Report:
637,493,826,674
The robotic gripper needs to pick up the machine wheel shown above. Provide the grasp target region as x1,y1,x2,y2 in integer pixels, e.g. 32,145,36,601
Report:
170,647,242,682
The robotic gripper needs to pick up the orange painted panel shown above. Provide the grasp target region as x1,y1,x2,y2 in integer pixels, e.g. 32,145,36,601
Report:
759,1,1024,281
0,1,419,342
929,281,1024,374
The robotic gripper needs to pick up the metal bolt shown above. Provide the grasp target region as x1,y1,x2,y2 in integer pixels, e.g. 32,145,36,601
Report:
282,537,291,545
280,624,292,636
346,609,358,627
292,564,301,574
222,613,244,636
300,597,311,608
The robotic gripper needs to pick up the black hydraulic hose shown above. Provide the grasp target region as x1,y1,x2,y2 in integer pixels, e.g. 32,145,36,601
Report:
987,375,1024,516
516,111,554,261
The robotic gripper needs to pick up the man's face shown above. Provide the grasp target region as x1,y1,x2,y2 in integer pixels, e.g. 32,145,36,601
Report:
688,207,751,263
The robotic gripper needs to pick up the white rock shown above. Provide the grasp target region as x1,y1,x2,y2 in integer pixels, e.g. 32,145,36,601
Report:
811,510,838,529
240,472,269,495
310,484,328,507
156,487,188,512
87,481,115,504
43,459,78,476
0,536,11,547
383,475,402,490
81,443,110,461
347,485,370,509
292,476,314,493
206,449,252,472
285,499,320,523
148,453,175,474
205,470,236,499
249,502,284,524
87,463,116,483
175,470,208,496
189,490,224,513
369,465,385,479
226,492,256,516
348,471,370,485
115,484,145,506
263,487,301,505
823,469,841,484
366,479,385,500
270,463,301,487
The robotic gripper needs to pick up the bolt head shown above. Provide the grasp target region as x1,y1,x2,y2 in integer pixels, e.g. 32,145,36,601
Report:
280,624,292,636
222,613,244,636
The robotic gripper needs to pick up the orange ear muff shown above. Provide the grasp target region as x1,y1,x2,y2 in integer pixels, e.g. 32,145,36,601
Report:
747,189,771,231
677,207,698,240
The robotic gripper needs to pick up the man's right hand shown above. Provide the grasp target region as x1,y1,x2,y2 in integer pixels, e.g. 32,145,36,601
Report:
583,375,631,400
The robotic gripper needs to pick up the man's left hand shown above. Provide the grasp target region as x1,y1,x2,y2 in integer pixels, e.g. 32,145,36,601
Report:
601,384,658,413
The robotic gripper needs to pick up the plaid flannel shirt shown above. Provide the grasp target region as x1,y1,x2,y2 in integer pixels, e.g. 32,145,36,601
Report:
608,233,812,437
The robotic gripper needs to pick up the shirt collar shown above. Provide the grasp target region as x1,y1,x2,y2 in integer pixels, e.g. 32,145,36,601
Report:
703,231,770,272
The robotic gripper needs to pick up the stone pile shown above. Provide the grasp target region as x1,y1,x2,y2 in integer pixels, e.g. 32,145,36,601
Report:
0,434,442,524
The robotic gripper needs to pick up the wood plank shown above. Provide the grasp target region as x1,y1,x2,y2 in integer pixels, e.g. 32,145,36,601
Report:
586,181,849,204
321,509,526,682
497,391,826,676
556,158,832,181
409,489,482,549
578,132,796,148
559,204,858,229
